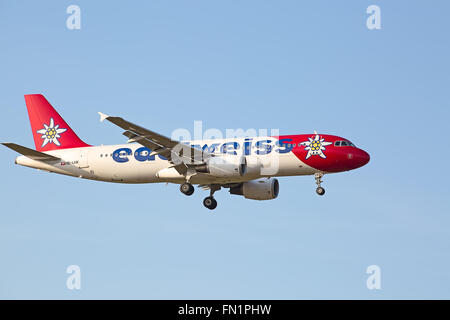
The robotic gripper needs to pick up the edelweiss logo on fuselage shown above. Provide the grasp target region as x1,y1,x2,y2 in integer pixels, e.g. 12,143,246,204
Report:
300,134,332,159
36,118,67,147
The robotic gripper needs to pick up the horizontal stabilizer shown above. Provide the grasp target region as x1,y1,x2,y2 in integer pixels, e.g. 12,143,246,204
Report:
2,143,60,161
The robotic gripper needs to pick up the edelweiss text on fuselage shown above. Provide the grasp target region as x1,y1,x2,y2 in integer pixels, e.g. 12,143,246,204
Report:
112,138,294,163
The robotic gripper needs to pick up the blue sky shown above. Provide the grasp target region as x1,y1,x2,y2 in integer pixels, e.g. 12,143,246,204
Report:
1,0,449,299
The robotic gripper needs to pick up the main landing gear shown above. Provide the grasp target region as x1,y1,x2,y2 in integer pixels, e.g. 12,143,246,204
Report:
315,172,325,196
203,184,221,210
180,182,194,196
180,182,220,210
203,196,217,210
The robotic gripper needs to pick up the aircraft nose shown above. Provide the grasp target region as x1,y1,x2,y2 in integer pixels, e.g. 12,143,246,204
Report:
355,149,370,168
346,149,370,169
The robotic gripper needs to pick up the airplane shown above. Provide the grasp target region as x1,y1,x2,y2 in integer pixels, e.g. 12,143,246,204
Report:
2,94,370,210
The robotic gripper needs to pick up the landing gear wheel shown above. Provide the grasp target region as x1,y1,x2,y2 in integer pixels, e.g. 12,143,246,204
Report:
180,182,194,196
316,187,325,196
203,196,217,210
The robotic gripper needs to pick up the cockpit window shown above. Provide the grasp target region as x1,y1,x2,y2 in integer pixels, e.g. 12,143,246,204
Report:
334,140,356,147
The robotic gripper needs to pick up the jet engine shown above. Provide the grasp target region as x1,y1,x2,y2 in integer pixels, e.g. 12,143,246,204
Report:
196,156,246,177
229,178,279,200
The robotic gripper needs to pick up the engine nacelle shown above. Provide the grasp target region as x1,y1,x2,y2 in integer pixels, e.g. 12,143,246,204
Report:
196,156,246,177
230,178,279,200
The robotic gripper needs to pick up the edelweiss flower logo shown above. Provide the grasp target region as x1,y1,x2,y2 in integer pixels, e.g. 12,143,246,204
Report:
300,134,332,159
36,118,67,147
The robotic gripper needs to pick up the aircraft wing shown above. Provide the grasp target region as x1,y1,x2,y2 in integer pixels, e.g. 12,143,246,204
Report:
2,143,60,161
98,112,210,174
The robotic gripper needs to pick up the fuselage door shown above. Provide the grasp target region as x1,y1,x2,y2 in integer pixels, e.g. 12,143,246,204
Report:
78,149,89,168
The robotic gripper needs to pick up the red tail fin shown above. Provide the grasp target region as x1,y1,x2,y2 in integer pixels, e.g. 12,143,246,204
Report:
24,94,90,151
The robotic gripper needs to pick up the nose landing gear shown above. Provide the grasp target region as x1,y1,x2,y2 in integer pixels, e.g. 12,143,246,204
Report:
315,172,325,196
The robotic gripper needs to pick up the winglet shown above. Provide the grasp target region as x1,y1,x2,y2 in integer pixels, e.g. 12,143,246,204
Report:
98,112,109,122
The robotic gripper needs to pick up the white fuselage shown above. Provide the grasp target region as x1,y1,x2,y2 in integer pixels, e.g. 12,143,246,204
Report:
15,137,318,184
